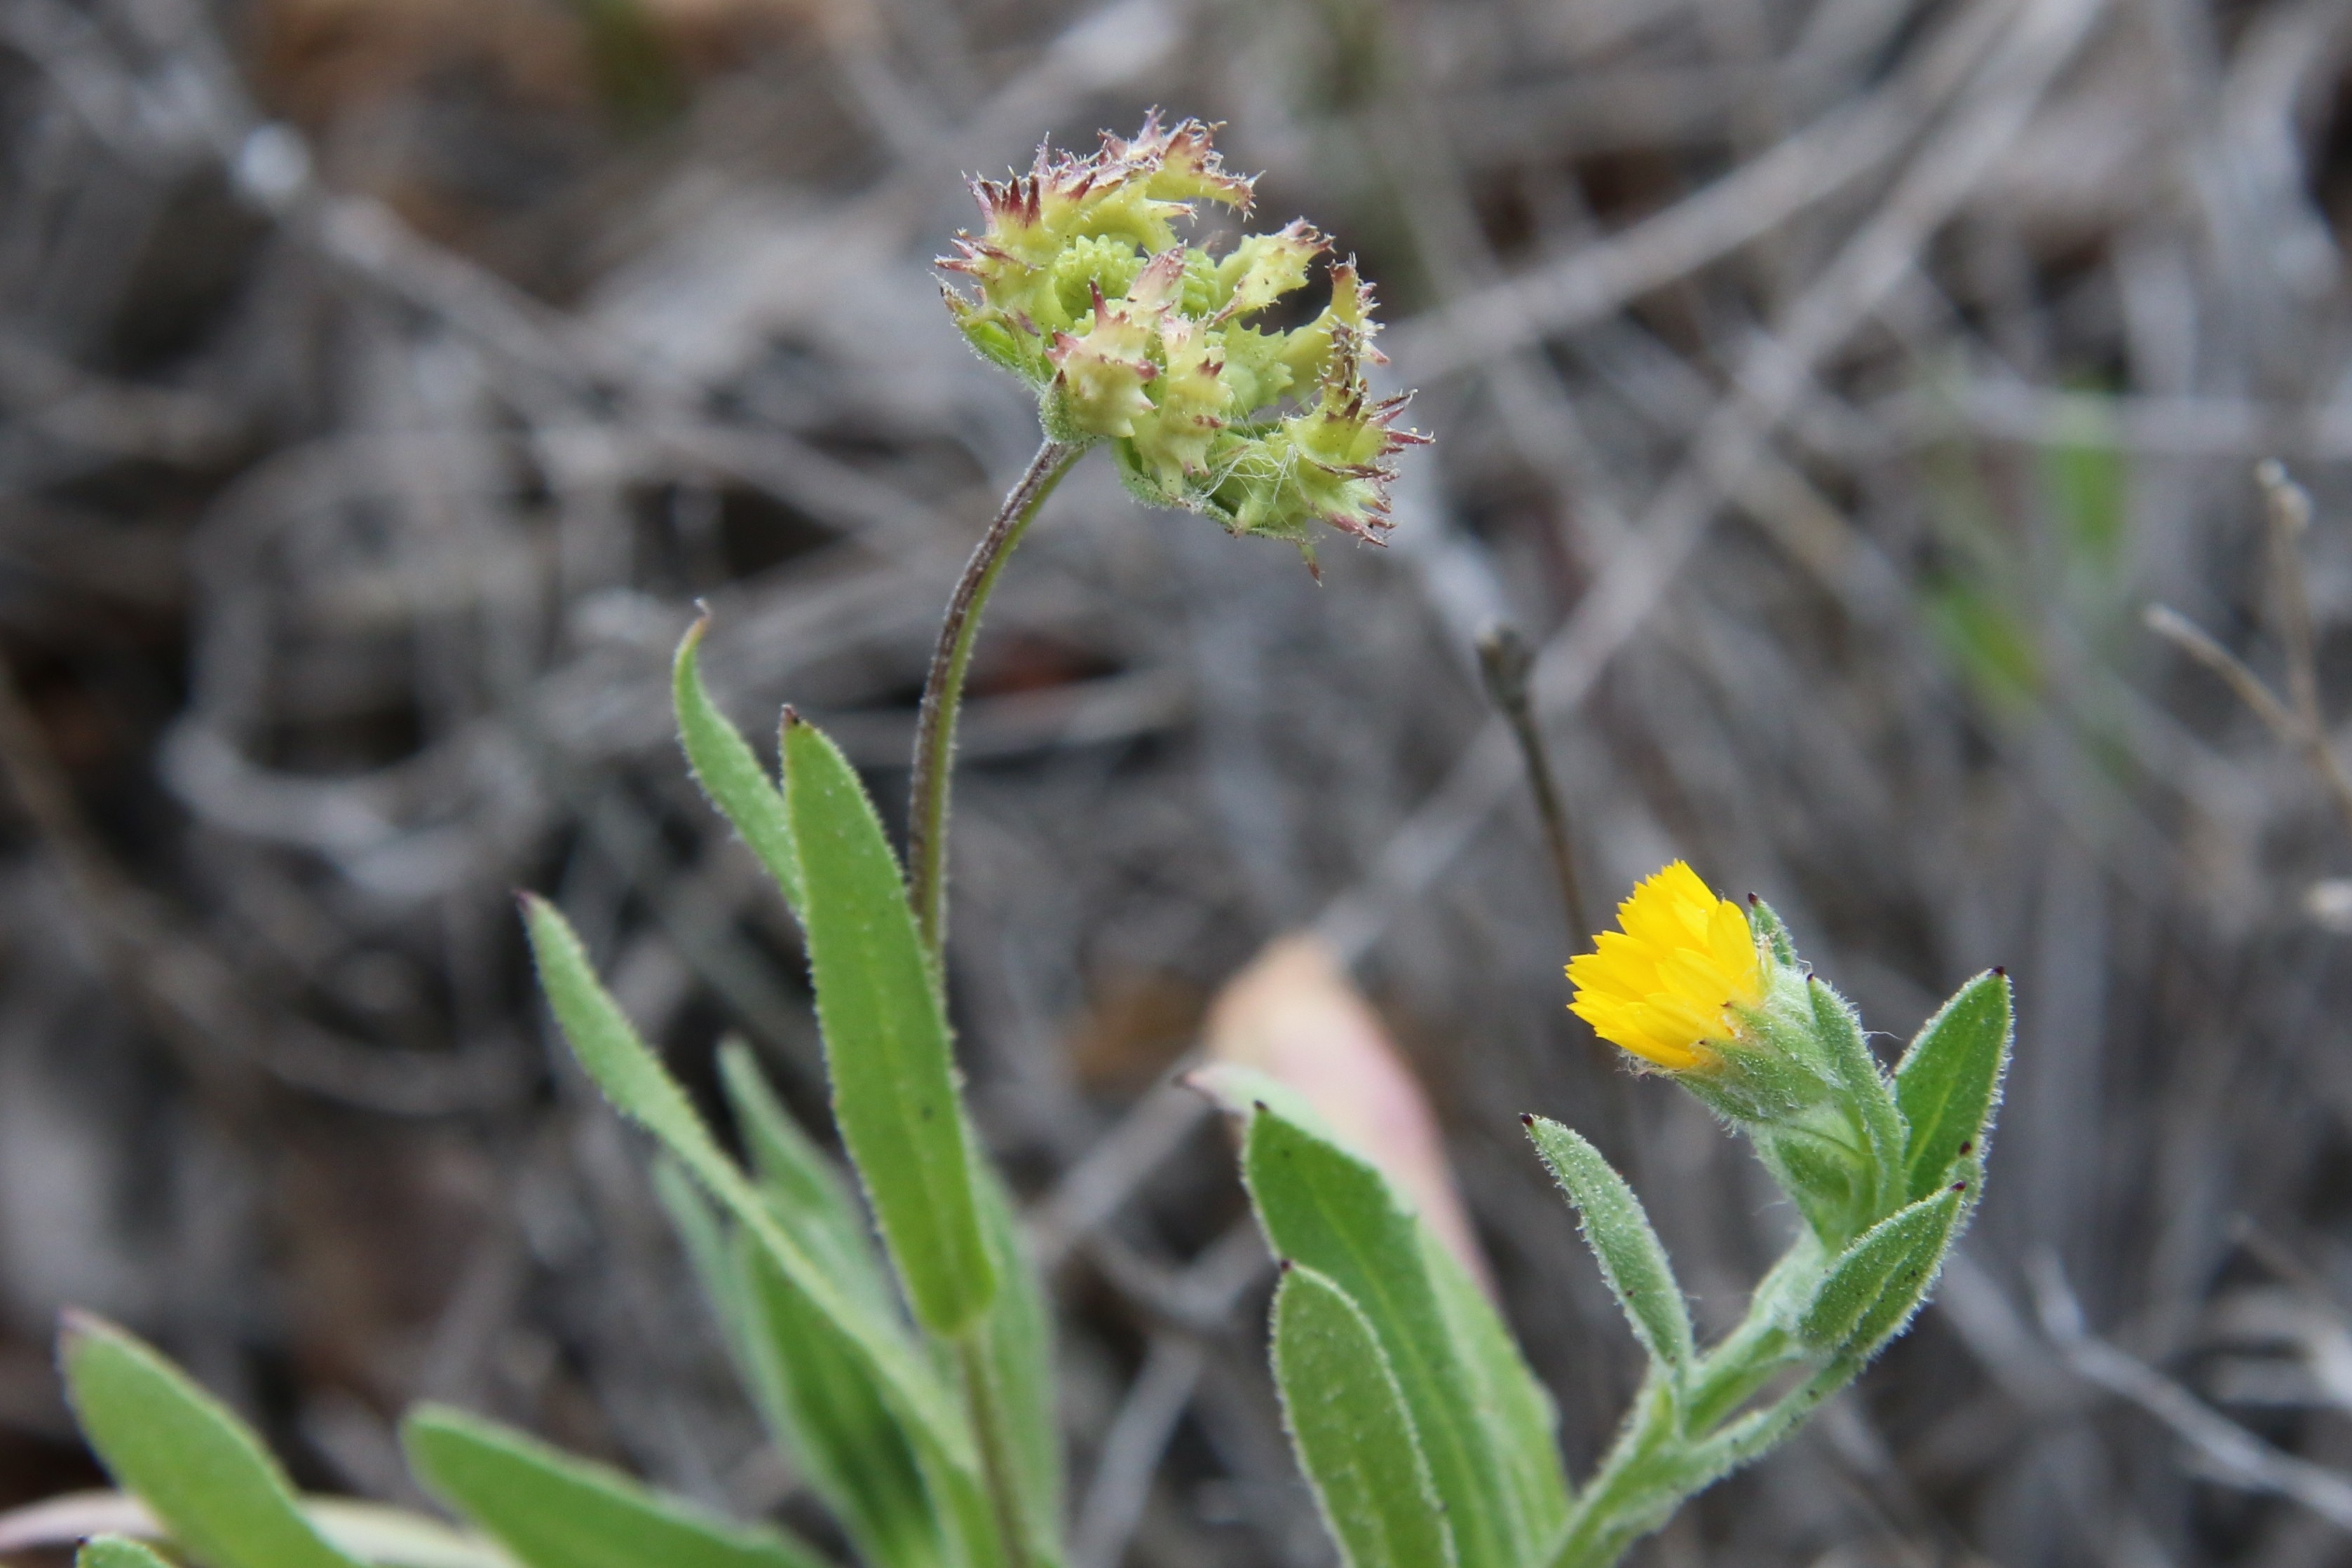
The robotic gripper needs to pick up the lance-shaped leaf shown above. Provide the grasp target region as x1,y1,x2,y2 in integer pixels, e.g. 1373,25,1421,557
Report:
782,714,997,1337
653,1160,932,1565
304,1503,511,1568
1525,1117,1694,1378
653,1158,759,1381
79,1538,175,1568
657,1098,948,1568
714,1083,1008,1568
734,1238,948,1568
968,1156,1063,1548
674,618,801,918
1795,1185,1964,1357
402,1407,825,1568
1418,1227,1571,1540
1807,977,1908,1223
1753,1125,1865,1248
519,897,968,1473
1240,1105,1528,1568
681,1129,1044,1568
1200,1062,1566,1541
1272,1266,1457,1568
58,1314,369,1568
8,1491,510,1568
716,1039,894,1314
1894,972,2012,1204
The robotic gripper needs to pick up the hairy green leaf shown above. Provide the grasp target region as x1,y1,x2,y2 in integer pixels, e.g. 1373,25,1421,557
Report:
1894,971,2012,1204
519,896,968,1472
402,1407,824,1568
651,1158,764,1398
1211,1067,1565,1543
1806,978,1908,1224
970,1157,1063,1552
782,714,997,1337
58,1314,369,1568
1753,1126,1864,1246
1419,1227,1571,1539
79,1536,177,1568
1272,1267,1457,1568
734,1239,947,1568
1525,1117,1693,1377
1795,1187,1962,1356
1242,1106,1525,1568
304,1500,512,1568
716,1039,895,1314
674,617,801,916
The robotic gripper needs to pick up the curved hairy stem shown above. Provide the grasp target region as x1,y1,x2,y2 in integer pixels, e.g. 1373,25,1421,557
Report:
906,439,1085,962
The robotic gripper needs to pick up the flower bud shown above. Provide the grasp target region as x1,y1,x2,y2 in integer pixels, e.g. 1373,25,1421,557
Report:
1566,861,1837,1126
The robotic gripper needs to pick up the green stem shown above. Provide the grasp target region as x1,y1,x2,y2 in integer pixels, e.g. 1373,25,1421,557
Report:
1547,1378,1678,1568
1695,1357,1861,1475
957,1331,1031,1568
1549,1278,1822,1568
906,439,1085,961
1682,1317,1798,1433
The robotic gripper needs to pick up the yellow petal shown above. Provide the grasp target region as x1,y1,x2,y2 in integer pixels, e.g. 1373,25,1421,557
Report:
1566,860,1760,1071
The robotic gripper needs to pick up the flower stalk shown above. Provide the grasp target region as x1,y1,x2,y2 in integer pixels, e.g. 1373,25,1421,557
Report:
910,116,1427,964
912,120,1427,1558
956,1332,1035,1568
906,438,1082,962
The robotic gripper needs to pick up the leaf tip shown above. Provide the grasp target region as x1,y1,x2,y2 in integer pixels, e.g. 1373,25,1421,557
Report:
55,1307,105,1360
672,610,714,692
1174,1065,1247,1118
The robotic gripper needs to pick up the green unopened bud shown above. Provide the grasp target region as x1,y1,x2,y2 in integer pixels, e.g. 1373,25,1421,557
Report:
939,115,1424,569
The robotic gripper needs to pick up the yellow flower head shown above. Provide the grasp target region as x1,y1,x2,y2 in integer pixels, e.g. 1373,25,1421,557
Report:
1568,862,1765,1072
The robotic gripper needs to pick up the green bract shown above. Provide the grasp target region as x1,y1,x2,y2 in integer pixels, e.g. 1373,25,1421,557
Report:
939,114,1425,565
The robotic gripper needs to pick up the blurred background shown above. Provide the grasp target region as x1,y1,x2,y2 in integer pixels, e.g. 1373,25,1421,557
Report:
0,0,2350,1561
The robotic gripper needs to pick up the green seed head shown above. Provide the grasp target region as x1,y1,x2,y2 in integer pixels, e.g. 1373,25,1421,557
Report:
939,114,1425,568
